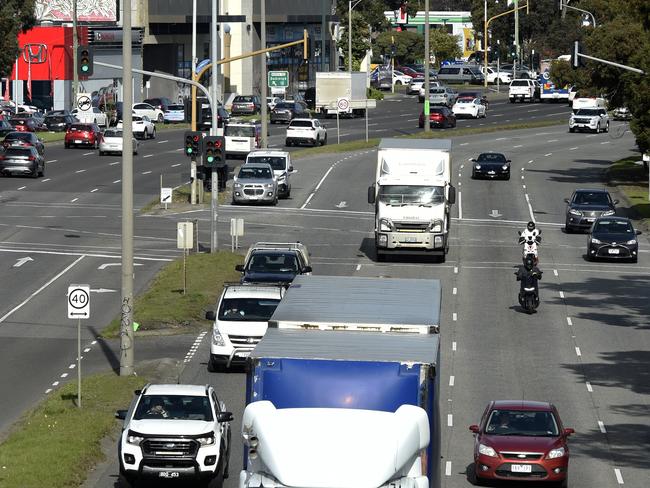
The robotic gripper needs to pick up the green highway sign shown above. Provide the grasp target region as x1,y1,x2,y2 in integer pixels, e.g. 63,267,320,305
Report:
268,70,289,88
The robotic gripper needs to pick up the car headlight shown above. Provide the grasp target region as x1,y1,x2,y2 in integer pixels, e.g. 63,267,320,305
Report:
475,164,481,169
602,210,615,216
591,238,601,245
502,165,509,170
126,431,144,445
197,434,216,446
212,328,225,346
429,220,443,233
379,218,393,232
234,183,242,189
625,239,637,245
264,183,274,188
478,443,497,457
547,447,565,459
569,209,582,216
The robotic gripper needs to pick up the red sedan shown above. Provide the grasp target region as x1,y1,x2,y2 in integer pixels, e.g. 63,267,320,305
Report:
64,123,102,149
418,107,456,129
469,400,574,486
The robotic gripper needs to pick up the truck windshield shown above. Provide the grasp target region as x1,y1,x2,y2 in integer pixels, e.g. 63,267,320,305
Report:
219,298,281,321
378,185,445,206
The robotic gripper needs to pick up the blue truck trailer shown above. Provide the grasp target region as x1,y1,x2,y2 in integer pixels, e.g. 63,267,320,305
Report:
239,328,441,488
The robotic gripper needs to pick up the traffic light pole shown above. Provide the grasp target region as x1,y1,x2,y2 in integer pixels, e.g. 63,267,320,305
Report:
72,0,78,102
210,0,219,253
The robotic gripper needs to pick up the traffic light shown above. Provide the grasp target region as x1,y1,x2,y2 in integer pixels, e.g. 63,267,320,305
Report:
184,131,203,157
77,46,94,77
203,136,225,167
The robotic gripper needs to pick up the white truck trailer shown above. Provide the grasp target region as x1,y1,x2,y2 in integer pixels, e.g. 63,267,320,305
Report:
315,72,368,117
368,139,455,262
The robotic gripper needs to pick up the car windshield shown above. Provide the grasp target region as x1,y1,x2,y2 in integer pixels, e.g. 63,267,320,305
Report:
248,252,299,273
247,156,286,171
289,120,313,128
486,409,559,436
238,167,272,179
133,394,213,421
225,126,255,137
274,103,292,110
593,220,634,234
236,96,254,103
378,185,445,206
4,133,31,141
218,297,281,321
133,116,144,122
103,130,122,138
572,192,610,205
431,88,445,94
4,148,32,157
477,153,507,163
575,109,600,116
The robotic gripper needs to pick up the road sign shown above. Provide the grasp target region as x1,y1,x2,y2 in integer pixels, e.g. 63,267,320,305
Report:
68,285,90,319
177,222,194,250
337,97,350,112
268,71,289,88
160,187,172,203
76,93,92,112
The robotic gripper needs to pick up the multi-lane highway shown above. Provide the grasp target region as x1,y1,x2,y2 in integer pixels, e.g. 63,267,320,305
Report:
1,93,647,488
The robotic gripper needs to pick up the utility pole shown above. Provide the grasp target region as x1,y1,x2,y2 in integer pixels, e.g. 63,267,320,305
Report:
210,0,219,252
72,0,78,103
514,0,519,75
190,0,197,205
424,0,430,133
119,0,134,377
260,0,268,148
321,0,327,72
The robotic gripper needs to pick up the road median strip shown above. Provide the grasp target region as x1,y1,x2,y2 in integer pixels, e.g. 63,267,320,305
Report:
606,155,650,229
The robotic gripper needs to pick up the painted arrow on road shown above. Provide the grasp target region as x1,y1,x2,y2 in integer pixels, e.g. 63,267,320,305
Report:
98,263,143,270
335,201,348,208
90,288,118,293
13,257,34,268
489,209,503,218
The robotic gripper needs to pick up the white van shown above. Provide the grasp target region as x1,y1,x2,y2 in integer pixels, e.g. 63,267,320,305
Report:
224,120,261,157
245,150,294,198
572,97,607,113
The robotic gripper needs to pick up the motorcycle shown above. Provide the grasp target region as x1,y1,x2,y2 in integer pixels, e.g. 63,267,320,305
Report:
518,230,541,265
515,264,542,314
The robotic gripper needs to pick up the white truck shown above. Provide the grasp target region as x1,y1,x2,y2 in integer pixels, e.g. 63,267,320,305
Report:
368,139,455,262
315,72,369,117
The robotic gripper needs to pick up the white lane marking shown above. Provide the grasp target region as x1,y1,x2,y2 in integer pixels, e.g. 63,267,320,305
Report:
91,340,97,345
559,291,565,298
452,341,457,351
143,154,153,158
60,373,68,378
521,175,525,180
454,266,458,274
301,164,336,209
495,137,507,141
445,461,452,476
68,364,75,369
459,142,469,146
598,421,607,433
75,169,86,173
447,414,453,427
575,347,582,357
400,113,412,117
302,193,316,208
70,198,78,203
175,148,183,151
493,114,504,117
458,191,463,220
157,140,169,144
554,269,559,276
547,139,558,143
90,188,99,193
83,347,91,353
0,255,85,324
109,161,120,165
600,141,610,145
528,160,533,164
449,376,455,386
452,313,457,322
569,147,579,151
523,184,526,189
407,118,418,122
142,171,152,175
544,153,552,157
82,152,94,156
356,264,361,271
52,381,59,386
524,194,535,222
367,123,379,126
46,159,58,163
41,178,51,182
171,163,181,167
513,144,523,148
586,382,593,392
567,317,573,326
460,164,464,169
17,186,26,190
45,388,52,394
614,468,624,484
113,179,121,184
452,287,457,295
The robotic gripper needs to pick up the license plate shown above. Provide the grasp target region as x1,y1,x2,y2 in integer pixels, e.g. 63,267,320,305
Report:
488,171,495,174
511,464,532,473
159,471,180,478
608,248,620,254
586,218,594,222
74,140,82,144
404,237,418,243
236,351,251,358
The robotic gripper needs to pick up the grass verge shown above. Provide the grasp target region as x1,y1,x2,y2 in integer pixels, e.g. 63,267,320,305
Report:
290,118,566,159
0,373,145,488
607,156,650,227
102,251,243,338
40,132,66,143
138,184,230,214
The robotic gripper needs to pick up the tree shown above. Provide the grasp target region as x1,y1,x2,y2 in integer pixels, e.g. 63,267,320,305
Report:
0,0,36,78
375,30,424,65
428,29,462,66
337,11,371,71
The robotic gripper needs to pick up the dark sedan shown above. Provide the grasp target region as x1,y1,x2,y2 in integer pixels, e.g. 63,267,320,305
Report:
2,131,45,155
0,119,14,137
565,189,617,233
418,107,456,129
270,101,308,124
471,152,511,180
9,116,45,132
0,146,45,178
587,217,641,262
44,114,76,132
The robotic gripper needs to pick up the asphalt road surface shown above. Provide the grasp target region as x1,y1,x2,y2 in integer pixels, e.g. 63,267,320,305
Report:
1,110,647,488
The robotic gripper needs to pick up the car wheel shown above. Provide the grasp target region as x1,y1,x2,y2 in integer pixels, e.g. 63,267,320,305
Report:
565,223,573,233
157,113,164,123
119,472,138,488
286,139,292,147
631,255,638,263
38,165,44,177
99,151,104,156
321,134,327,146
569,127,575,133
314,136,319,147
471,171,476,179
505,174,510,180
64,142,69,148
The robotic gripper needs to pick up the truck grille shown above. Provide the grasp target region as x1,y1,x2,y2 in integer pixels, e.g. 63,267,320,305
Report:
394,222,429,232
230,334,263,346
574,118,591,123
142,439,198,457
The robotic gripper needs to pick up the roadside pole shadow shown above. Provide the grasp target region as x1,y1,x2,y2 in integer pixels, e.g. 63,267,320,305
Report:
88,325,120,373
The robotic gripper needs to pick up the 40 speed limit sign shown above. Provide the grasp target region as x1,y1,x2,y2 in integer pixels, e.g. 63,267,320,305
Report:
68,284,90,319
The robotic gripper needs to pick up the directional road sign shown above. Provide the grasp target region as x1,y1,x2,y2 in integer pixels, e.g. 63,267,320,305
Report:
68,284,90,319
268,71,289,88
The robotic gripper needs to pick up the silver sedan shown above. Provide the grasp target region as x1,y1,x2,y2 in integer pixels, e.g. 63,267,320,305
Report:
232,162,278,205
99,129,139,155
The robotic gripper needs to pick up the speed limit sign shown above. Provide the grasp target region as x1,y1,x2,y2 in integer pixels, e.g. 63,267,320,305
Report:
337,97,350,112
68,284,90,319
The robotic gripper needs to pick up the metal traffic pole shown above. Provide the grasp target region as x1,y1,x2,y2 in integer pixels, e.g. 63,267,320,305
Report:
260,0,268,148
77,317,81,407
191,0,198,205
119,0,135,376
210,0,219,252
424,0,430,133
72,0,78,103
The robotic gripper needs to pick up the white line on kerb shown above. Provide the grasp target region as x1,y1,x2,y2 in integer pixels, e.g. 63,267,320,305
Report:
575,347,582,357
614,468,624,484
544,153,552,157
567,317,573,326
586,382,593,392
554,269,559,276
0,255,85,324
447,414,453,427
559,291,565,299
598,421,606,433
449,376,455,386
452,341,457,351
445,461,452,476
60,373,68,378
70,198,78,203
452,287,457,295
452,312,457,321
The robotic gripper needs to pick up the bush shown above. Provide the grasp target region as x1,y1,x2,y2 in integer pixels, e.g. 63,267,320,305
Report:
367,87,384,100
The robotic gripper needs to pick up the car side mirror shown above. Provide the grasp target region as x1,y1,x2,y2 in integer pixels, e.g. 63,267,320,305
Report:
506,159,512,163
636,230,642,235
563,428,575,436
563,198,570,204
448,185,456,205
368,185,376,204
205,310,216,321
469,425,480,434
217,411,234,423
115,409,128,420
235,264,244,272
289,166,294,173
302,266,313,273
613,199,619,205
134,389,142,395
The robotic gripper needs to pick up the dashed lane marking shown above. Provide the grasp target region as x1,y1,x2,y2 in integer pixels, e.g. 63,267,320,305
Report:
559,291,565,298
569,147,579,151
452,313,457,321
142,171,152,175
41,178,51,182
567,317,573,326
449,376,455,386
513,144,523,148
90,188,99,193
356,264,361,271
113,179,121,184
75,169,86,173
445,462,452,476
575,347,582,357
447,414,453,427
171,163,181,167
586,382,593,392
109,161,120,165
600,141,610,145
452,287,457,295
614,468,624,484
60,372,68,378
554,269,559,276
452,341,457,351
459,142,469,146
70,198,78,203
143,154,153,158
157,140,168,143
598,421,607,433
17,186,26,190
46,159,57,163
544,153,552,157
82,152,94,156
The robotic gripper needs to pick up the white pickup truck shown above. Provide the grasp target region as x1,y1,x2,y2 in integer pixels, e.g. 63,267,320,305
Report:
509,79,541,103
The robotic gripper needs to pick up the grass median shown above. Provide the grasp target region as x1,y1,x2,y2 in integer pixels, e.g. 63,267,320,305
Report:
607,156,650,228
0,373,145,488
102,251,243,338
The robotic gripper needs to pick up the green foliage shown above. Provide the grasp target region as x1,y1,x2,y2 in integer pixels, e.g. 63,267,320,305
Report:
549,60,591,91
367,87,385,100
374,30,424,65
0,0,36,78
337,10,371,71
428,29,462,66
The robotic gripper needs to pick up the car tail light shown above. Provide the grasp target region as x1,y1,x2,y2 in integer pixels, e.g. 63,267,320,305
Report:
28,156,35,160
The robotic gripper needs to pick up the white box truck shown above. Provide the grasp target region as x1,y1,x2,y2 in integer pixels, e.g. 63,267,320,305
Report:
315,72,369,117
368,139,455,262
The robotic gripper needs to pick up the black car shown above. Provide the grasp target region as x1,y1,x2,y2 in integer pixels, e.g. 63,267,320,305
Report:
471,152,511,180
2,131,45,155
270,101,308,124
231,95,261,115
587,217,641,262
45,109,73,117
235,250,312,284
143,97,173,112
0,119,14,137
0,146,45,178
44,114,76,132
565,189,617,233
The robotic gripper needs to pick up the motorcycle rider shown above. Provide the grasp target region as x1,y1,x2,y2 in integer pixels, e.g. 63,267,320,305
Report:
516,255,543,312
518,221,542,264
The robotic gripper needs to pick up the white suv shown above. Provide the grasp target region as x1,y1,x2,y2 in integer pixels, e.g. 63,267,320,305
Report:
285,118,327,147
205,283,285,371
116,383,232,488
569,108,610,133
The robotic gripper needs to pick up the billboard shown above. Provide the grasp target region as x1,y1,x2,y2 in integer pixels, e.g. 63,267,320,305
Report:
35,0,118,23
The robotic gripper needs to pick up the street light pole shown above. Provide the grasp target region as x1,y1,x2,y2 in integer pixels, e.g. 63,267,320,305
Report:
190,0,197,205
210,0,219,252
424,0,430,133
514,0,519,75
348,0,364,74
260,0,268,148
72,0,78,103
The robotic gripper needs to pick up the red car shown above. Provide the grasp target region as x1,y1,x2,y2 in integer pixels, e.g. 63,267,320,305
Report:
469,400,574,486
64,123,102,149
9,116,44,132
397,66,424,78
418,107,456,129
